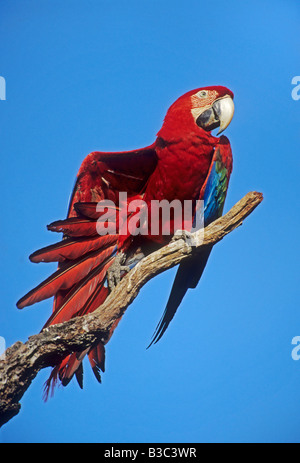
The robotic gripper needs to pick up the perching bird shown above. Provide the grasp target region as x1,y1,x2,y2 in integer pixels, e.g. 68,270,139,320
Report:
17,86,234,397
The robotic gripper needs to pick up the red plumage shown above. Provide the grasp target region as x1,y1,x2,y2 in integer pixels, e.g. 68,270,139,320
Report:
29,234,118,263
17,86,234,397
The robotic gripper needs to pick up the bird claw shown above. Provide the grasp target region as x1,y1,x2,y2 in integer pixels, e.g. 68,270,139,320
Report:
107,252,130,291
171,229,196,246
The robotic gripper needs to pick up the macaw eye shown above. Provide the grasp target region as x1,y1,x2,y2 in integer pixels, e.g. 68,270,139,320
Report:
198,90,208,98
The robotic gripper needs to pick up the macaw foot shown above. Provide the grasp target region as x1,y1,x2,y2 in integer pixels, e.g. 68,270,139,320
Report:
107,251,130,291
171,229,196,246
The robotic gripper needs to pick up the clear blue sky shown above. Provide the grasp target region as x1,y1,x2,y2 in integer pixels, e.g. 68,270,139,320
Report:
1,0,300,443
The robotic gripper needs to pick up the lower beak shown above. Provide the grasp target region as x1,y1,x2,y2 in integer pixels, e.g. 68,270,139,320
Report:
196,95,234,135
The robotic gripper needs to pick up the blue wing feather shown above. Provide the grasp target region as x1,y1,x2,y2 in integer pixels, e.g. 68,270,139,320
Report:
203,160,228,225
148,140,232,347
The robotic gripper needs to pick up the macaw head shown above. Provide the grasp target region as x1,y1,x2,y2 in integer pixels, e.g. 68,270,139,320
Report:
158,86,234,140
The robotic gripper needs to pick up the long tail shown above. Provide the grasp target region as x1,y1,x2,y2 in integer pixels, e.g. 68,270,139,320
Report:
148,247,212,347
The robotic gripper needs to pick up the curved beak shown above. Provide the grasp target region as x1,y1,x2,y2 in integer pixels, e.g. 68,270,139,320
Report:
196,95,234,135
214,96,235,135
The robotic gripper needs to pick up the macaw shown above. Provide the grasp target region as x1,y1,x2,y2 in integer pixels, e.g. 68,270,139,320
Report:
17,86,234,397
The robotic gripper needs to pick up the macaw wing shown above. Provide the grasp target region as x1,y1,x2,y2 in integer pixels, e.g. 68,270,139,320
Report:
17,144,158,393
17,143,158,311
67,143,158,216
148,136,233,346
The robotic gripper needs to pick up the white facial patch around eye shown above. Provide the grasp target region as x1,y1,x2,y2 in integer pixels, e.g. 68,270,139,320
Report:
190,90,219,121
191,106,207,120
191,90,218,108
196,90,208,98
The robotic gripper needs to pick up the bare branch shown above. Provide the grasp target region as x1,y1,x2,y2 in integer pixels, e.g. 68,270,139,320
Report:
0,191,263,427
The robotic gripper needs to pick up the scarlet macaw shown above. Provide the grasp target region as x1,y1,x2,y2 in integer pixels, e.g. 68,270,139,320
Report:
17,86,234,397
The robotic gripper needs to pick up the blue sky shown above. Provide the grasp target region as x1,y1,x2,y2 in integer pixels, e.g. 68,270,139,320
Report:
1,0,300,443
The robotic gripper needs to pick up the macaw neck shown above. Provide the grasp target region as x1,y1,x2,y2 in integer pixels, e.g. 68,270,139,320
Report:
144,131,219,204
157,116,219,147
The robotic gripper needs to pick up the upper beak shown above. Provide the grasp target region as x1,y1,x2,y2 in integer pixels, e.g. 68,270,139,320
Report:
196,95,234,135
214,96,235,135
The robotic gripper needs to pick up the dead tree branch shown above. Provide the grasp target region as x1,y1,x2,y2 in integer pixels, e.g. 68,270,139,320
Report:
0,191,263,427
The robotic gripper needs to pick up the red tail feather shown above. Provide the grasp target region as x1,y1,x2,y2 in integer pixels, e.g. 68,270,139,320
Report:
88,343,106,383
47,217,98,237
74,202,119,220
29,234,118,263
43,254,114,327
17,246,116,309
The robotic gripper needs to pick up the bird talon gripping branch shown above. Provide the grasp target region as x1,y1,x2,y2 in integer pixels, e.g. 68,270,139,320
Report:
171,229,195,246
106,252,131,291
